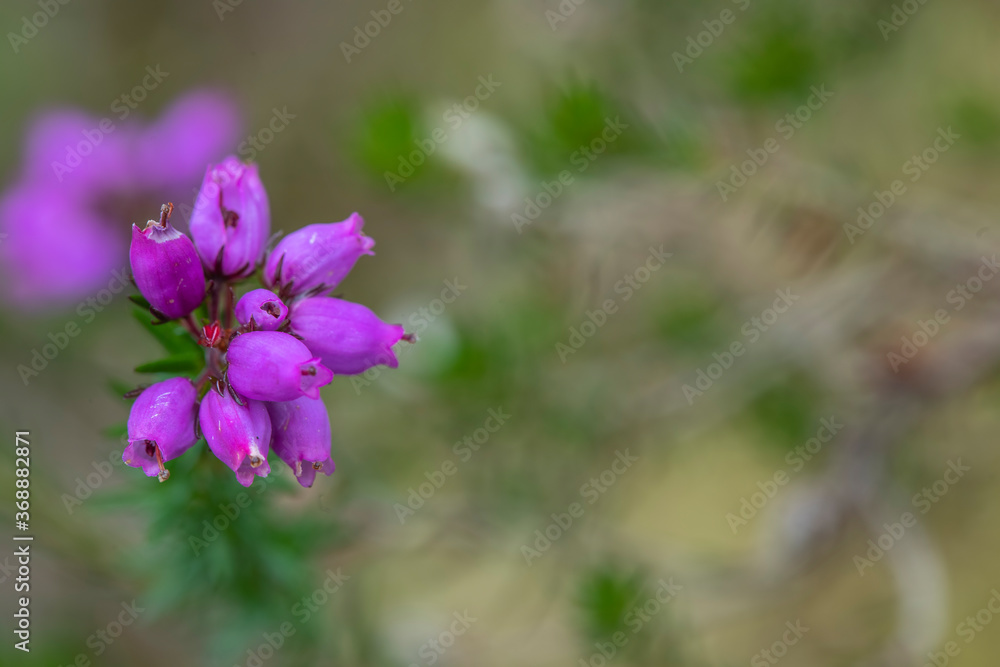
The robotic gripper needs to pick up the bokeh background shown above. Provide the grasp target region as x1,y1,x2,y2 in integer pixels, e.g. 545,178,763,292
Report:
3,0,1000,665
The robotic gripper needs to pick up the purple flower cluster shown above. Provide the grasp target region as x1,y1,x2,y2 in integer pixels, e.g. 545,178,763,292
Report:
0,90,240,307
124,157,409,487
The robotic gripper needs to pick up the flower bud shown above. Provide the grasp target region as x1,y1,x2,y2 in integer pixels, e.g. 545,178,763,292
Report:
263,213,373,297
235,289,287,331
130,208,206,320
123,377,198,482
290,297,405,375
189,156,270,277
227,331,333,402
199,388,272,487
266,396,335,488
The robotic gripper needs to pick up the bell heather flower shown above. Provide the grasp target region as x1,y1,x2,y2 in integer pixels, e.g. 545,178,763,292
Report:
130,205,206,320
235,289,287,331
290,297,406,375
199,388,272,487
189,156,270,277
263,213,373,297
117,134,406,493
0,89,239,309
266,397,335,488
227,331,333,402
123,378,199,482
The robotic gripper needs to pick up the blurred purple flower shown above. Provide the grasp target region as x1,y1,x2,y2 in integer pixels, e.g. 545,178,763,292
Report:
0,89,240,309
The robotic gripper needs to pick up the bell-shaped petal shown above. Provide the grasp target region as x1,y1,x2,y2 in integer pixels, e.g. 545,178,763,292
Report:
227,331,333,402
263,213,373,297
199,388,272,487
266,396,335,488
235,288,287,331
123,377,199,481
188,156,270,277
129,211,206,320
290,297,405,375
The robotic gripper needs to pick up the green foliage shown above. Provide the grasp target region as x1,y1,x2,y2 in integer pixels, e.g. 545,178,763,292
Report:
133,353,203,375
129,305,204,377
350,95,426,186
726,9,824,103
577,564,646,642
952,95,1000,150
131,307,202,357
655,287,728,355
101,446,352,663
745,371,824,453
522,81,648,176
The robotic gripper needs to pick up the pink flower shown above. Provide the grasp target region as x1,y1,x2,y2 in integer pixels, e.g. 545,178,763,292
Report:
227,331,334,402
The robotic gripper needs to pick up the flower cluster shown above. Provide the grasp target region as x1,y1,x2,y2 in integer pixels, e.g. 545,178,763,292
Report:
0,90,240,307
124,157,410,487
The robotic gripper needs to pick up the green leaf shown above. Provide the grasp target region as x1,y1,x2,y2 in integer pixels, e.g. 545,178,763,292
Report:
135,354,203,375
131,307,202,356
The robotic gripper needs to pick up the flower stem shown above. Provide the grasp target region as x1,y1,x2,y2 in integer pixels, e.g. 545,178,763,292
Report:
183,315,200,339
223,284,234,329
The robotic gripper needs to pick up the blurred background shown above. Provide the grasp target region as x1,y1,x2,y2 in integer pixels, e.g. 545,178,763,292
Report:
2,0,1000,665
